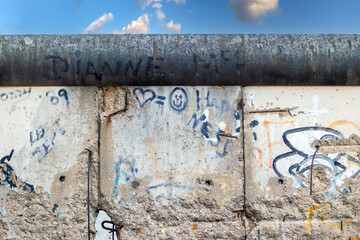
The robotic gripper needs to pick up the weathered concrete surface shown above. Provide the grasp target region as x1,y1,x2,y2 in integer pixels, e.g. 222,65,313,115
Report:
2,35,360,86
244,87,360,239
100,86,244,239
2,85,360,239
0,87,99,239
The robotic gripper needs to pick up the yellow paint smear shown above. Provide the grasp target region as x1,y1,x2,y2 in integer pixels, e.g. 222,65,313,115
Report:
321,204,353,229
0,163,7,171
11,170,19,187
320,204,329,220
325,219,352,228
192,224,197,233
306,205,318,235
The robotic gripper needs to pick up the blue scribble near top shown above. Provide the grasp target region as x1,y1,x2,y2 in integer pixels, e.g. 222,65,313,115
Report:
133,88,156,107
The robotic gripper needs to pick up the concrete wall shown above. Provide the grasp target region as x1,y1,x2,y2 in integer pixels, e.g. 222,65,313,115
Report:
1,86,360,239
0,87,99,239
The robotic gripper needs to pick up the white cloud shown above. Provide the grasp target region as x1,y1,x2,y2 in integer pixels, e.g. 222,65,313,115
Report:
113,14,150,34
166,0,186,3
83,12,114,33
138,0,185,9
152,2,166,19
152,3,163,8
132,0,185,33
138,0,161,9
166,20,181,33
156,9,166,19
229,0,279,23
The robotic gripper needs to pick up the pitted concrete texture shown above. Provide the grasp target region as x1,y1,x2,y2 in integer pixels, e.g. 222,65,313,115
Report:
99,86,245,239
244,87,360,239
0,87,99,239
1,86,360,239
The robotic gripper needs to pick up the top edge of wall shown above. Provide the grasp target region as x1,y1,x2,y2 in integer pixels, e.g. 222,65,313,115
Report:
1,34,360,86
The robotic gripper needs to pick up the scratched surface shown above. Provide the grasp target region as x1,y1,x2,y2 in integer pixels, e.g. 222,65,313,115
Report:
0,87,98,239
100,86,244,239
2,35,360,86
244,87,360,239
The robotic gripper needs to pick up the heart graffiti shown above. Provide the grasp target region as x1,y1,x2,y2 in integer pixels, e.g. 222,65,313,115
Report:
133,88,156,107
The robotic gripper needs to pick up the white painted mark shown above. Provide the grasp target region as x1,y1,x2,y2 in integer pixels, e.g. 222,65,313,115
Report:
302,95,328,123
95,210,118,240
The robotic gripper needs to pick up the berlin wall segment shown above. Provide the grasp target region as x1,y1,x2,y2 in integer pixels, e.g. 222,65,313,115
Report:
1,86,360,239
99,86,360,239
100,86,244,239
244,87,360,240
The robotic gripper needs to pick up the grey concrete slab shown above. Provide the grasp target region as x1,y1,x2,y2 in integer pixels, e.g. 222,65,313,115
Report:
0,87,98,239
244,87,360,238
100,86,244,239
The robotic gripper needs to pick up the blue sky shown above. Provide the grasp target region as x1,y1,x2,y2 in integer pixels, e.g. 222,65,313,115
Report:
0,0,359,34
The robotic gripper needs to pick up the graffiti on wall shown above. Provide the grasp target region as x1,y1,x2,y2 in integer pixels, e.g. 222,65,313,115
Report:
132,87,241,159
113,156,139,196
112,154,195,205
30,121,67,163
0,88,32,102
273,126,360,197
133,87,188,113
248,117,360,198
0,150,35,193
0,87,79,228
43,49,244,82
186,89,241,160
112,87,241,205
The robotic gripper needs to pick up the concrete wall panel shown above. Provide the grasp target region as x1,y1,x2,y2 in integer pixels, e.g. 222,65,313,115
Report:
2,85,360,239
100,86,244,239
244,87,360,239
0,87,98,239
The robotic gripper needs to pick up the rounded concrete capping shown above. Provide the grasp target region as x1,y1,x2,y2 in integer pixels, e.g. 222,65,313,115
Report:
0,34,360,86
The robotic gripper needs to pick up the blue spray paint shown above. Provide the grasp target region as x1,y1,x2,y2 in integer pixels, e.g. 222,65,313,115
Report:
0,149,35,193
169,87,188,112
133,88,156,107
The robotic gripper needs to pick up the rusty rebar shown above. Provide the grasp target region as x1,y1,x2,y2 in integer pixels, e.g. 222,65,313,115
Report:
101,220,124,240
310,145,320,195
84,149,93,240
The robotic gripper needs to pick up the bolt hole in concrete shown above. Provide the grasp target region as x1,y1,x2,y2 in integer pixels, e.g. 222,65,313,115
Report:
278,179,284,185
59,176,66,182
205,180,213,187
131,181,140,189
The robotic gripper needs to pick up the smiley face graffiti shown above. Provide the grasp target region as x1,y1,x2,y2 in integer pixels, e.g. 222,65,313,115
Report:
169,87,188,113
